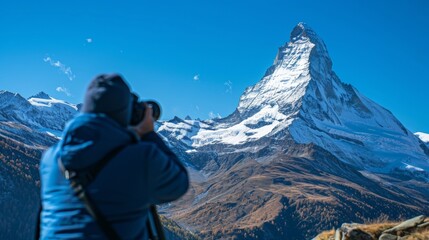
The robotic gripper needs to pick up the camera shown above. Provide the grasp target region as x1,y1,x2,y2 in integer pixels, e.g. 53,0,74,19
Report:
130,93,161,125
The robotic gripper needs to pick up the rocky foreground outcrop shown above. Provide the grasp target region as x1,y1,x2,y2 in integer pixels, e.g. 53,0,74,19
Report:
314,215,429,240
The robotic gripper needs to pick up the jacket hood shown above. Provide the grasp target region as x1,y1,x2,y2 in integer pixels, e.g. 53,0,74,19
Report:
81,73,133,127
59,113,134,170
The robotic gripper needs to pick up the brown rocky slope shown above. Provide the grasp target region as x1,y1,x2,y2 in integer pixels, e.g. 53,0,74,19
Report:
164,138,429,239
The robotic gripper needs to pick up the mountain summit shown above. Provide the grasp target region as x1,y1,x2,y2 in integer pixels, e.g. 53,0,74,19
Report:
159,22,429,177
29,91,51,100
236,22,330,118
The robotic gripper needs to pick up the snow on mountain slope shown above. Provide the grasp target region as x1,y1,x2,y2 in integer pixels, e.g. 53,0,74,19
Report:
415,132,429,143
416,132,429,150
28,92,76,109
158,23,429,177
0,91,78,132
192,105,291,146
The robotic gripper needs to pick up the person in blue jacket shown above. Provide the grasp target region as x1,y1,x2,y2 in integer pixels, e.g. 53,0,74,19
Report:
39,74,189,239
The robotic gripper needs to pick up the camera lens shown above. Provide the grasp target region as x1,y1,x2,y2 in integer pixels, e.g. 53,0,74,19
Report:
130,94,162,125
146,100,161,121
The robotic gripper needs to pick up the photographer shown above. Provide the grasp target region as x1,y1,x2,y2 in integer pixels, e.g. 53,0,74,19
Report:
38,74,189,239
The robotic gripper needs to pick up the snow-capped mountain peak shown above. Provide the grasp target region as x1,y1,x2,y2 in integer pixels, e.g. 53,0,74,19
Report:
0,90,78,132
0,91,30,111
289,22,329,57
0,90,26,101
290,22,317,42
29,91,51,100
157,23,429,178
236,22,332,119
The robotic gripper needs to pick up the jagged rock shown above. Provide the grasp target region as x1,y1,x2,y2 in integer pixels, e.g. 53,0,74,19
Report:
340,223,363,233
384,215,426,234
379,233,397,240
315,216,429,240
417,221,429,229
338,223,372,240
347,229,372,240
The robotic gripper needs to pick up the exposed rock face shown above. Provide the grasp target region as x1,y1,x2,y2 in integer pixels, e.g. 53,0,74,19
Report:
384,215,426,234
314,215,429,240
348,229,372,240
378,233,397,240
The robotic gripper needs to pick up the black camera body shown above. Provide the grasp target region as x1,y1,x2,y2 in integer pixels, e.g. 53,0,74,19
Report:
130,93,161,125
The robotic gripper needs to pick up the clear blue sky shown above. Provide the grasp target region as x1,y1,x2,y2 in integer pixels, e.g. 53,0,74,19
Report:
1,0,428,132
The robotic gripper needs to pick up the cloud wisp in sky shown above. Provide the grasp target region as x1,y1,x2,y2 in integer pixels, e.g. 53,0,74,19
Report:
193,74,200,81
224,80,232,93
56,87,71,96
86,38,93,43
43,56,75,81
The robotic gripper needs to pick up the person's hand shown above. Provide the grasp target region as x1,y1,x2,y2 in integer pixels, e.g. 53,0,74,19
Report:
131,103,154,137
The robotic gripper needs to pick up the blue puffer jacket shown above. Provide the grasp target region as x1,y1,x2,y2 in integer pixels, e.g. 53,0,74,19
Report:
39,113,189,239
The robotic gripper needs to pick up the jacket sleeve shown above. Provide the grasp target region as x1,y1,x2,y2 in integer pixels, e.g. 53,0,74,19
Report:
140,131,189,204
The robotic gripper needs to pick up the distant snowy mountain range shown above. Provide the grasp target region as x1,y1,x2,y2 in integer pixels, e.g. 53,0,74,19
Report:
2,88,427,165
1,22,429,240
3,87,427,178
0,90,78,138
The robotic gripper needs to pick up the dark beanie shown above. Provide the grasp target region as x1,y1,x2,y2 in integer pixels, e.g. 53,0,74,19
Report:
81,74,132,127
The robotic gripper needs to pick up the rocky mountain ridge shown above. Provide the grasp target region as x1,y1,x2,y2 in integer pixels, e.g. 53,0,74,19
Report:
0,90,78,134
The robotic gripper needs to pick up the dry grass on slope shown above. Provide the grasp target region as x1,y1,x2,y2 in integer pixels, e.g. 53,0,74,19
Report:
315,229,335,240
315,216,429,240
406,229,429,240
